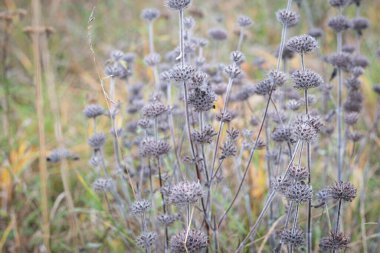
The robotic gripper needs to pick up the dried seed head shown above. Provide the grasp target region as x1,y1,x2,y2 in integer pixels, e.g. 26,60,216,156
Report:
139,138,170,158
208,27,228,41
271,176,291,194
276,46,295,60
293,114,322,142
192,125,217,144
308,27,324,39
268,70,287,87
47,148,79,163
157,214,180,226
291,69,323,90
347,131,363,142
110,50,124,61
328,15,351,33
237,15,253,28
188,86,216,112
231,51,245,65
170,229,208,253
220,140,237,159
287,99,301,111
168,181,204,206
280,228,305,248
276,9,299,27
224,64,241,79
144,53,161,66
272,127,294,143
216,110,235,123
344,112,359,125
88,133,106,150
350,66,364,78
92,178,114,193
286,181,313,203
138,118,151,129
289,164,309,181
352,54,369,68
254,79,274,96
184,16,195,30
141,8,160,21
232,84,255,101
189,71,208,87
135,232,157,249
170,64,196,82
316,188,332,205
320,232,349,251
342,44,356,54
327,52,352,71
166,0,191,10
84,104,104,119
329,0,350,7
329,181,357,202
352,17,369,33
130,200,151,215
286,34,318,54
142,101,167,118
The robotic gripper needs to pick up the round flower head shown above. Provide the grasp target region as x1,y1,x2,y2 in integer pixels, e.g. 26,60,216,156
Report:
327,52,352,71
319,232,349,251
329,0,350,7
170,229,208,253
293,114,322,142
141,8,160,22
92,178,114,193
329,181,357,202
170,64,196,82
84,104,104,119
135,232,157,249
88,133,106,150
139,138,170,158
280,228,305,248
224,64,241,79
237,15,253,28
352,17,369,34
166,0,191,10
285,181,313,203
130,200,151,215
168,181,203,206
328,15,351,33
157,214,179,226
191,125,217,144
267,70,287,86
286,34,318,54
189,71,208,88
276,9,299,27
47,148,79,163
270,176,291,195
142,101,167,118
308,27,323,39
188,86,216,112
271,127,294,143
208,27,228,41
289,164,309,181
254,79,274,96
291,69,323,90
144,53,161,67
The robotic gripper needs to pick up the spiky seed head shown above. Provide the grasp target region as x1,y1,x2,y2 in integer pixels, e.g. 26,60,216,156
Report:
268,70,287,86
105,63,123,77
141,8,160,21
272,127,294,143
224,64,241,79
287,99,301,111
285,181,313,203
231,51,245,65
291,69,323,90
191,125,217,144
135,232,157,249
88,133,106,150
130,200,151,215
166,0,191,10
157,214,180,226
319,232,350,250
184,16,195,30
286,34,318,54
254,79,274,96
276,9,299,27
189,71,208,87
289,164,309,181
329,181,357,202
168,181,204,206
316,188,332,205
188,86,216,112
47,148,79,163
84,104,105,119
92,178,114,193
208,27,228,41
328,15,351,32
144,53,161,67
170,230,208,253
344,112,359,125
110,50,124,61
352,54,369,68
237,15,253,28
347,131,363,142
293,114,322,142
138,118,151,129
271,176,291,194
220,140,237,159
170,64,196,82
308,27,324,38
216,110,235,123
139,138,170,158
329,0,350,7
327,52,352,71
142,101,167,118
280,228,305,248
352,17,369,33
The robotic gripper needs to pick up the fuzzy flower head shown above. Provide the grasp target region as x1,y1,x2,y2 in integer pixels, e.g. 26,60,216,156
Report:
142,101,167,118
166,0,191,10
329,181,357,202
280,228,305,248
130,200,151,215
291,69,323,90
170,64,196,82
168,181,203,206
286,34,318,54
276,9,299,27
84,104,104,119
237,15,253,28
320,232,349,251
139,138,170,158
170,229,208,253
328,15,351,33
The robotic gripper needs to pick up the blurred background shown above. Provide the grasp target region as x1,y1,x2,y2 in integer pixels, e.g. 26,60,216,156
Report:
1,0,380,252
